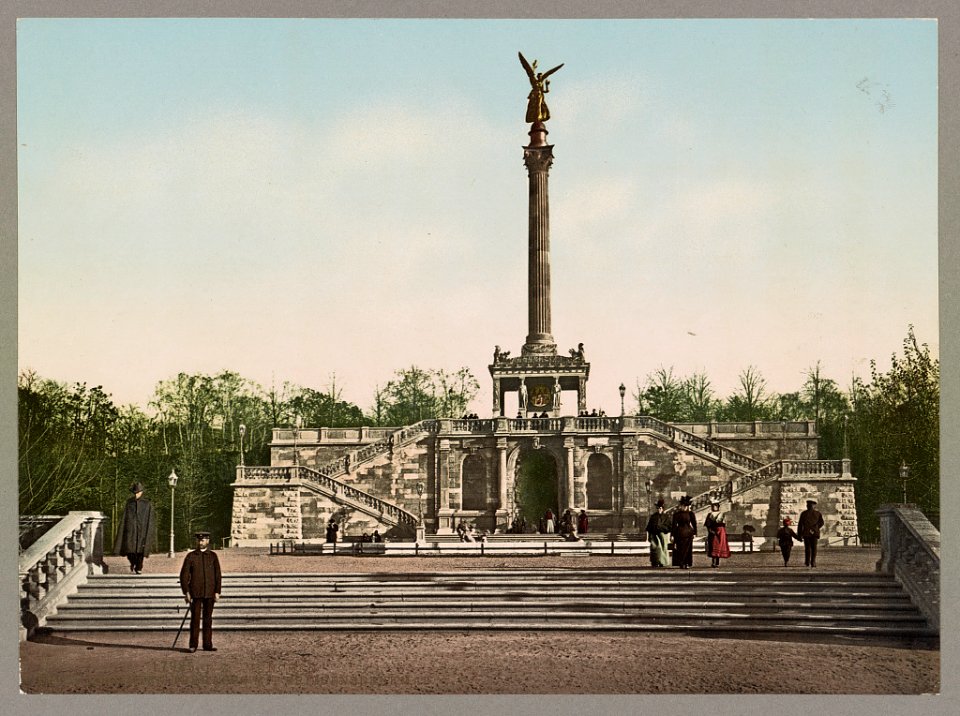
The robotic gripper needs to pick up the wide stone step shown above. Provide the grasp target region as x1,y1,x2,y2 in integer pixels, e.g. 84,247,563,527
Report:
44,618,938,639
43,568,933,643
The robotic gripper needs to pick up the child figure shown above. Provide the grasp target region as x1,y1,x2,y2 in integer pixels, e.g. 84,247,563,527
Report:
776,517,802,566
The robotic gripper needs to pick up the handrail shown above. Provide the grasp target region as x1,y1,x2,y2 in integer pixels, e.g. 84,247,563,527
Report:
314,419,438,478
669,459,844,514
19,511,107,641
635,416,762,473
876,505,940,630
238,466,417,527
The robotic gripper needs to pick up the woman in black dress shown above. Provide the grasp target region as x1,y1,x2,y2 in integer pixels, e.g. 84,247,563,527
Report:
670,495,698,568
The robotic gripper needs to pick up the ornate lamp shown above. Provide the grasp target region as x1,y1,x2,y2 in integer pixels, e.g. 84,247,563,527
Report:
167,469,179,558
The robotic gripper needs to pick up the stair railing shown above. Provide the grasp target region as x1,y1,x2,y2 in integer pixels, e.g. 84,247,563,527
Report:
19,511,107,641
635,416,762,473
876,504,940,630
315,419,438,478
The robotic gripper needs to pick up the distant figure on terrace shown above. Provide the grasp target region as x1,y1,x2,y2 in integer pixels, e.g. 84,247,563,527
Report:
577,509,589,535
645,499,671,568
325,519,339,544
372,530,383,543
544,509,555,534
113,481,158,575
456,520,467,541
670,495,697,569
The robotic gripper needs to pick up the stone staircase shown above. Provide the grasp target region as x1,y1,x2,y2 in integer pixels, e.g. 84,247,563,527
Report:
43,568,936,644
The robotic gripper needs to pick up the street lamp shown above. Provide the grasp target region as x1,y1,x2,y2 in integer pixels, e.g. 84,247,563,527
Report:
239,423,246,467
167,469,179,558
619,383,626,417
416,482,426,543
899,461,910,504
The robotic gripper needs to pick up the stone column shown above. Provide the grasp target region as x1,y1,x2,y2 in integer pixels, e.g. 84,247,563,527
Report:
564,438,576,510
497,438,508,510
578,377,587,413
522,127,556,354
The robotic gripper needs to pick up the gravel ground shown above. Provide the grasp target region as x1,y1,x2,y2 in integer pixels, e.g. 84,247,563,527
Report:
18,546,940,695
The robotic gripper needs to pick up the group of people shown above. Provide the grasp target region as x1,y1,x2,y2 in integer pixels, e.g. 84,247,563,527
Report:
776,499,824,567
113,480,222,652
645,495,826,570
516,411,553,419
460,413,481,420
455,520,488,542
577,408,607,417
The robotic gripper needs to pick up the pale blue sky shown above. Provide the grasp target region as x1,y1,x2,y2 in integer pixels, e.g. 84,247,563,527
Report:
17,19,938,415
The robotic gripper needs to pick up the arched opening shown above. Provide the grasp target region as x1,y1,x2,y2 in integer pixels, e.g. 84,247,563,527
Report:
461,454,491,511
586,452,613,510
514,450,559,526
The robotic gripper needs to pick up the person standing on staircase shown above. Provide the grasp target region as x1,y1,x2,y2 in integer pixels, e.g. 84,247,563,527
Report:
797,499,824,567
704,498,723,567
645,499,670,568
670,495,697,568
113,481,158,574
179,531,222,653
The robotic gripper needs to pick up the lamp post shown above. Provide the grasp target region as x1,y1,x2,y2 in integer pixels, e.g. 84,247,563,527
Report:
899,461,910,504
619,383,626,417
416,481,426,543
292,415,301,467
167,469,179,558
239,423,246,467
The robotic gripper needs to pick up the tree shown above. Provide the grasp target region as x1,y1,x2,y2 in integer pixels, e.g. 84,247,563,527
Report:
720,366,773,421
634,367,686,421
847,327,939,538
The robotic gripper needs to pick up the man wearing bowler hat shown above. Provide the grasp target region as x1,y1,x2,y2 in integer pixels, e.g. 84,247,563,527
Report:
179,531,222,652
797,499,825,568
113,481,158,574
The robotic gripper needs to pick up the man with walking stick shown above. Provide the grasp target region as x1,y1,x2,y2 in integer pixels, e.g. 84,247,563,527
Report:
178,531,221,652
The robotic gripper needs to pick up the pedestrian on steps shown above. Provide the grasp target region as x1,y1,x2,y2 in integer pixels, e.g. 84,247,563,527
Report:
645,499,671,568
776,518,802,566
179,531,222,653
670,495,697,568
113,481,158,574
797,499,824,567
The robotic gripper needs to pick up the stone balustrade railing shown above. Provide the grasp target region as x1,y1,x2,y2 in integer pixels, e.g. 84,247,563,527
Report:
19,511,107,641
876,504,940,630
633,416,762,473
237,466,418,527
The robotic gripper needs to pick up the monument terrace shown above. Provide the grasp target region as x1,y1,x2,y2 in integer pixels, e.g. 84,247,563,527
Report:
228,52,858,548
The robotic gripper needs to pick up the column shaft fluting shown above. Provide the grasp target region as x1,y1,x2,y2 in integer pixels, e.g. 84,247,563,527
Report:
523,145,555,352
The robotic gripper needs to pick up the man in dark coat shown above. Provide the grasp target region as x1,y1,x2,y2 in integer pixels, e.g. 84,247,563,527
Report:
797,499,825,567
179,530,222,652
113,481,158,574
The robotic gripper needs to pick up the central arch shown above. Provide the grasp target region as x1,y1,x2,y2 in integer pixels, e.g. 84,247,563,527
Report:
513,450,559,526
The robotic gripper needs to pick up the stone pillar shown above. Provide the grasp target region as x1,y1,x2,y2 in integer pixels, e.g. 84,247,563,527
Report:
493,378,502,416
436,439,454,532
578,377,587,413
522,128,556,355
564,438,576,511
497,438,508,510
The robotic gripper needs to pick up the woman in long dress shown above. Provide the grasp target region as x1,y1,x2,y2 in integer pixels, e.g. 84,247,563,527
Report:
670,496,697,568
645,499,670,567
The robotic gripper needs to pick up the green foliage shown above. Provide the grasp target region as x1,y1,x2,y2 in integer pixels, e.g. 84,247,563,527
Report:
372,366,480,426
845,327,939,540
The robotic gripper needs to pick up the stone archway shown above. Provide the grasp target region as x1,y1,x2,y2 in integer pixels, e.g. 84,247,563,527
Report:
514,450,560,527
586,452,613,510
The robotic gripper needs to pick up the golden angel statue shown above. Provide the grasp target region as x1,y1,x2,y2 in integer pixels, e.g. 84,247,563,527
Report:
519,52,564,124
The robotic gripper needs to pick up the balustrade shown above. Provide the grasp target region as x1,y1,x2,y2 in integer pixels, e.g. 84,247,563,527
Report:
19,511,107,641
876,505,939,630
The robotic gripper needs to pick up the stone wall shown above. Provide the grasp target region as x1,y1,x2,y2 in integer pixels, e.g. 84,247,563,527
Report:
230,471,302,544
242,419,854,541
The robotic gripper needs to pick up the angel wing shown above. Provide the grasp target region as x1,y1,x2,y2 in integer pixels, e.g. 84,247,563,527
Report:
540,63,564,80
518,52,536,81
